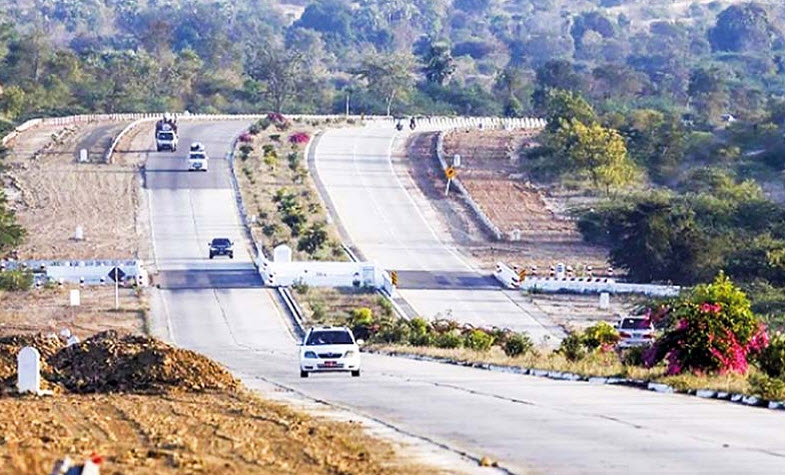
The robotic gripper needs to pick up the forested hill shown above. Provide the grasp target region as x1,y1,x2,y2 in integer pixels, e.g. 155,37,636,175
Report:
0,0,783,126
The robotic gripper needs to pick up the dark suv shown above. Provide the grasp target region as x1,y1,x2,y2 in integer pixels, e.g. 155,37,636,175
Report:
209,238,234,259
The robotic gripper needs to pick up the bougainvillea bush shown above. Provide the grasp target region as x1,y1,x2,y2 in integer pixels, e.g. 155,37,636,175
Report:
289,132,310,145
646,273,769,375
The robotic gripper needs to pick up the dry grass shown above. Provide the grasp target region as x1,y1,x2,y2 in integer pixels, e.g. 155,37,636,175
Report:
3,121,142,260
0,391,433,474
372,344,757,396
0,286,145,338
295,287,392,324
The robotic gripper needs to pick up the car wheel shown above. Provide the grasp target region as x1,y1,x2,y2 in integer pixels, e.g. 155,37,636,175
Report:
351,370,360,377
300,370,309,378
229,253,234,259
209,254,214,259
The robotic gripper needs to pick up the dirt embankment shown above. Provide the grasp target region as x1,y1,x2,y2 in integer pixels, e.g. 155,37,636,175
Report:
0,331,426,474
2,121,143,260
406,129,609,273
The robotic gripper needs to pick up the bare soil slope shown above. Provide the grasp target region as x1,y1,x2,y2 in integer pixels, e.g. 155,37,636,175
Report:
3,121,141,260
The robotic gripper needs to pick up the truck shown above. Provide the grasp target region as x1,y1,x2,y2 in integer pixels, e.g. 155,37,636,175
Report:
188,142,208,171
155,114,179,152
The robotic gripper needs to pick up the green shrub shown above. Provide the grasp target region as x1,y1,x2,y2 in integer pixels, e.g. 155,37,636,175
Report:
504,333,534,357
749,373,785,401
464,329,494,351
435,332,463,349
757,332,785,378
248,123,262,135
582,321,620,350
558,332,586,361
620,345,647,366
377,296,393,317
408,317,433,346
256,118,272,131
350,307,374,326
239,144,253,156
0,270,33,291
269,134,281,142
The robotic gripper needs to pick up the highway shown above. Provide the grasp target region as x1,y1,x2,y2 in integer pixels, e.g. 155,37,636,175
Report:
311,126,559,341
142,120,785,474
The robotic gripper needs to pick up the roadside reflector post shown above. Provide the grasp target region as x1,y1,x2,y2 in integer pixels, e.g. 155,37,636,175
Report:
70,289,80,307
599,292,610,310
17,346,41,395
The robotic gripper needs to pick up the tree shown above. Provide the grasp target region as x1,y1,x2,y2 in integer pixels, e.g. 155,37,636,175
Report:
688,67,728,124
0,191,24,257
543,89,595,132
493,66,530,117
0,86,25,119
246,45,313,113
421,41,455,85
352,53,415,116
709,3,779,53
551,118,636,193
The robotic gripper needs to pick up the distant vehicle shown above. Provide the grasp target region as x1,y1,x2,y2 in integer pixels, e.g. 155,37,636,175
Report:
188,144,208,171
616,316,655,348
208,238,233,259
299,326,362,378
155,114,178,152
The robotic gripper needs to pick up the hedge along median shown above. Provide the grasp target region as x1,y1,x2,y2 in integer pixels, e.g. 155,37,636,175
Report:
363,273,785,409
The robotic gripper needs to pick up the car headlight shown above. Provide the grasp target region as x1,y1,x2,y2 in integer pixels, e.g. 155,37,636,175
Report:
304,351,317,359
343,351,355,358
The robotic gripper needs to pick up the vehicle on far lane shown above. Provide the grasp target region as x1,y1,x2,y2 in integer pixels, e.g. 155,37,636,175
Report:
208,238,234,259
188,142,208,171
616,316,655,348
299,327,362,378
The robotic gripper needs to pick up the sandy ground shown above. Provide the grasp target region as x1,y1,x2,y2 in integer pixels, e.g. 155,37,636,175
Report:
0,286,144,338
407,130,609,274
402,131,633,325
3,120,141,260
0,391,429,474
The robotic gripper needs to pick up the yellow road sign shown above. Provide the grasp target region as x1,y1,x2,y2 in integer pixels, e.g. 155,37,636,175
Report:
518,269,527,281
390,271,398,286
445,166,457,179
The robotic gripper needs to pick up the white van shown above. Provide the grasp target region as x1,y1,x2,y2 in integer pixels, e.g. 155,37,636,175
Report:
188,143,208,171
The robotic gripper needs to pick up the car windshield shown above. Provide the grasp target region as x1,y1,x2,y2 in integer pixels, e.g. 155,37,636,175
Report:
306,330,353,346
620,318,651,330
158,132,174,140
212,238,231,246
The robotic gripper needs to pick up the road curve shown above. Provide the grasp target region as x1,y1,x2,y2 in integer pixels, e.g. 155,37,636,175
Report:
142,120,785,474
312,126,558,340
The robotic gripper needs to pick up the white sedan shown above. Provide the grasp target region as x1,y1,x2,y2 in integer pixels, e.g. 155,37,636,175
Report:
617,317,655,348
299,326,362,378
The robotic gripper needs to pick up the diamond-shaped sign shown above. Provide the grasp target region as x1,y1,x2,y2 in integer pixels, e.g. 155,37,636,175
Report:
108,267,126,282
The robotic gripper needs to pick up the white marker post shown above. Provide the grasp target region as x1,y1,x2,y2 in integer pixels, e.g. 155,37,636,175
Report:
445,177,452,196
17,346,41,395
115,271,119,310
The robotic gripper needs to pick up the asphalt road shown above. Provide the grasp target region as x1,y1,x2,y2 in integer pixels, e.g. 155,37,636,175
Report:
312,126,558,340
143,120,785,474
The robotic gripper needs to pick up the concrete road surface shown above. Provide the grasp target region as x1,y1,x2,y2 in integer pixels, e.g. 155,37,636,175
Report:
143,121,785,474
312,127,558,340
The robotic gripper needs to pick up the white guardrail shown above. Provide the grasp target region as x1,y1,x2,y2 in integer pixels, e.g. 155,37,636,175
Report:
0,259,147,287
493,262,680,297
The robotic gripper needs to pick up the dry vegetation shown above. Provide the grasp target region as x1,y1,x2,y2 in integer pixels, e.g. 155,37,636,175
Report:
294,286,393,324
372,344,753,395
235,118,350,261
0,286,145,338
439,128,609,272
3,121,143,260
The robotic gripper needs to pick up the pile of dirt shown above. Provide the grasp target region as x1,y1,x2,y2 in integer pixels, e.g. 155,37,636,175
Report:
0,331,239,395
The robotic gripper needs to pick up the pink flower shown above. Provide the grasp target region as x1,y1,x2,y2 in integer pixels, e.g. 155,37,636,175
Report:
699,303,722,314
289,132,310,145
665,350,682,375
676,319,688,331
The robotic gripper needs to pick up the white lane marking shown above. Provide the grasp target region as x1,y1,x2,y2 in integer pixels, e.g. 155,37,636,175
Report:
383,131,483,273
159,290,178,345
